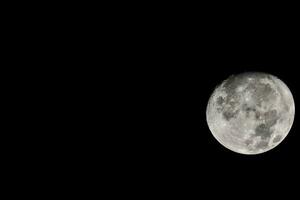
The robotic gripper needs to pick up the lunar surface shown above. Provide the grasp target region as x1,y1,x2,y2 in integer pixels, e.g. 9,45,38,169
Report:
206,72,295,154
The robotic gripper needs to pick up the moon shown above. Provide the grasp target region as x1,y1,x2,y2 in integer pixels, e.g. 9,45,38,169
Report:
206,72,295,154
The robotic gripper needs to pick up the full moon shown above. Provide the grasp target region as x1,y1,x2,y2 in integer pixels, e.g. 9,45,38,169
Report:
206,72,295,154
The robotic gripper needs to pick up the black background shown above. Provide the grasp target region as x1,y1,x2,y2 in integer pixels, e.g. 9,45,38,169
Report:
3,1,300,197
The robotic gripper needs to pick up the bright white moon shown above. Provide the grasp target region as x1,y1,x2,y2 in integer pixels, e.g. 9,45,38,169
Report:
206,72,295,154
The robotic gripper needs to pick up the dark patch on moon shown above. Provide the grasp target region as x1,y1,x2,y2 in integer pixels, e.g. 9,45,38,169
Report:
223,109,240,121
246,82,277,106
223,75,245,94
254,83,276,103
264,110,278,127
242,104,257,118
216,96,225,105
255,123,274,139
256,140,269,149
273,135,282,143
254,109,278,139
255,111,262,120
218,78,243,121
215,89,241,121
244,106,256,112
245,139,253,146
223,72,269,94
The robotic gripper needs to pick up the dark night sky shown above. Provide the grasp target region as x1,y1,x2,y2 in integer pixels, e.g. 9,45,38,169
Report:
6,2,300,197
